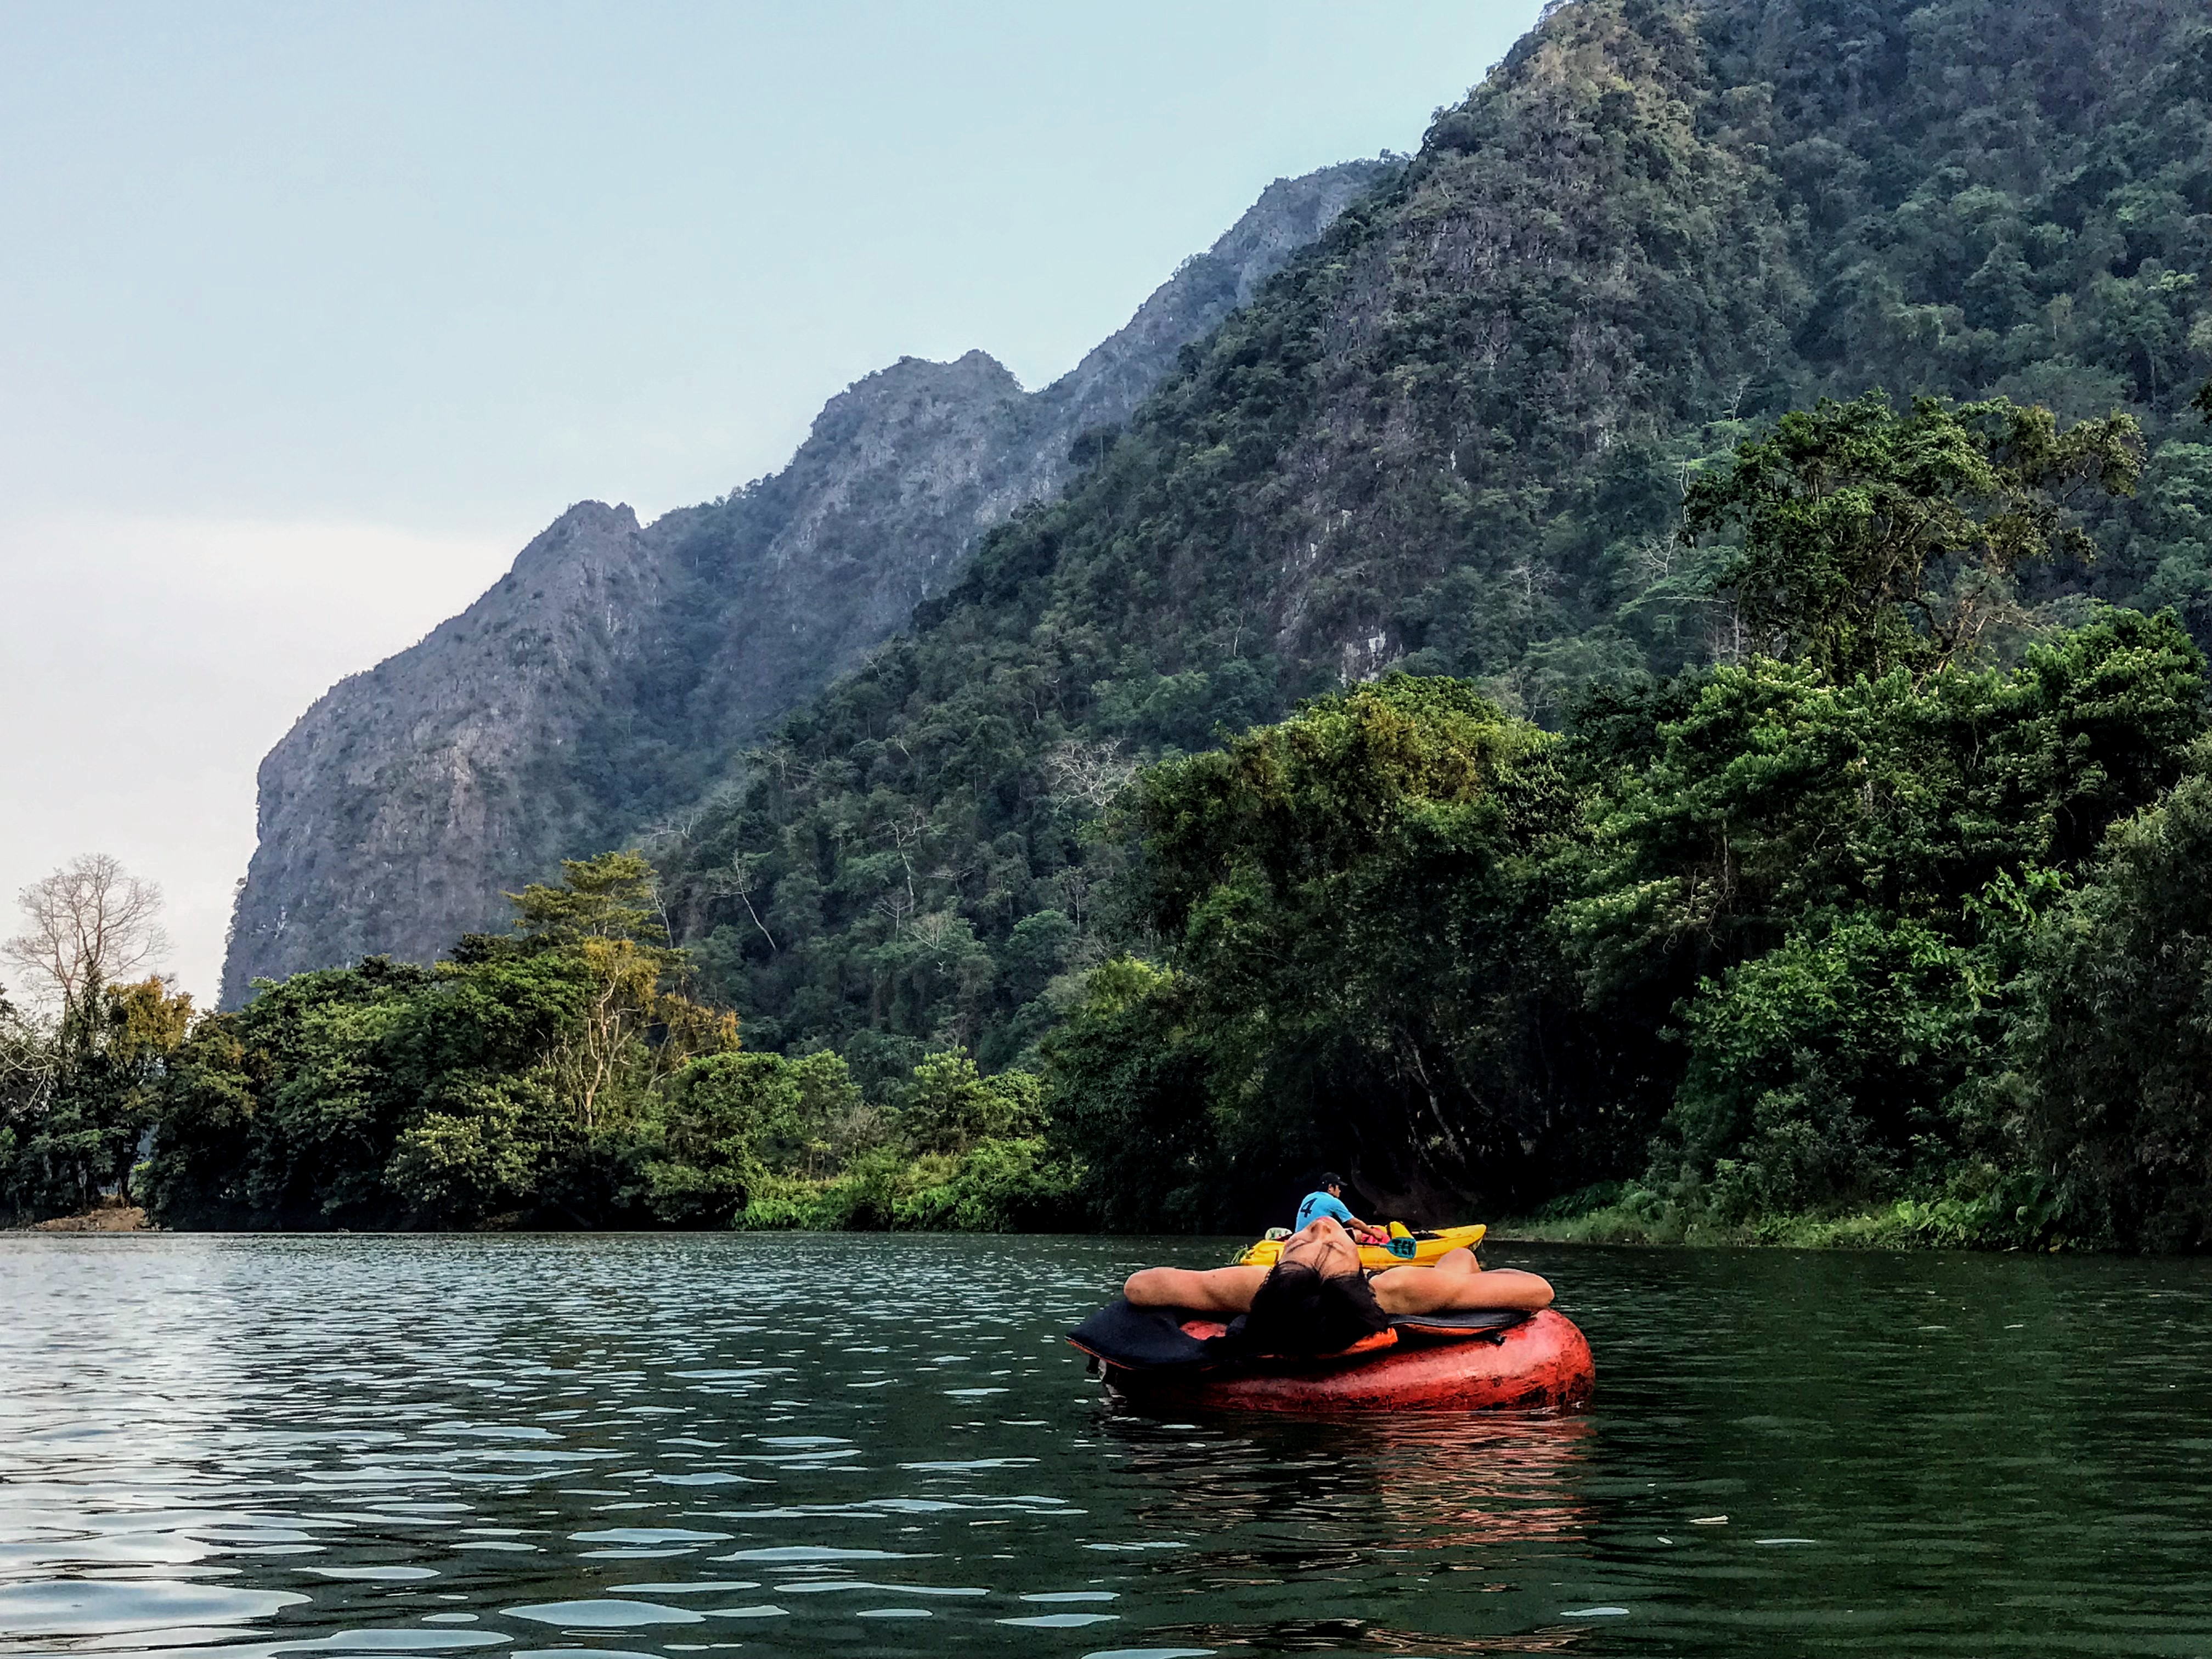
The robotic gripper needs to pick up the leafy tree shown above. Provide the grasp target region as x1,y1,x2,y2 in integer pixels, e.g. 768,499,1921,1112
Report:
1040,599,2205,1235
1565,606,2203,1219
1566,607,2205,977
509,849,672,947
1663,913,1994,1220
1041,957,1224,1229
145,855,735,1230
1684,393,2142,680
0,857,184,1218
1111,675,1598,1220
2016,750,2212,1249
383,1075,555,1227
140,851,1075,1234
898,1048,1042,1156
0,978,194,1219
503,851,732,1132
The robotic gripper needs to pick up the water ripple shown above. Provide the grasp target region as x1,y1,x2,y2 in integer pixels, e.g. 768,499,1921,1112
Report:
5,1234,2212,1658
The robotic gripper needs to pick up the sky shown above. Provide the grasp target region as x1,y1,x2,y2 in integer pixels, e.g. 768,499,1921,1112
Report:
0,0,1548,1007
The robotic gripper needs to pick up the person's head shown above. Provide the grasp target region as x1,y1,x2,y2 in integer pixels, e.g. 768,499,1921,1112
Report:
1280,1214,1361,1279
1245,1224,1391,1354
1316,1170,1345,1197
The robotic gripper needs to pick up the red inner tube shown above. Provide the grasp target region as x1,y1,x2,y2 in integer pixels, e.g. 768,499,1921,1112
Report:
1104,1308,1594,1414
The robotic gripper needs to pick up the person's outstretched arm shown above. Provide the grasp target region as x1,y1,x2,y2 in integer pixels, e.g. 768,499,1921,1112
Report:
1123,1263,1270,1314
1370,1249,1553,1316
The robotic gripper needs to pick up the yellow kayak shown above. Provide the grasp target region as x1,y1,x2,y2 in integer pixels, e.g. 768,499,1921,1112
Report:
1237,1223,1487,1270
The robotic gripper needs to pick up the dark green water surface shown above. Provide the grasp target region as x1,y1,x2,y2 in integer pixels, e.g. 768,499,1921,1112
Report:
4,1234,2211,1658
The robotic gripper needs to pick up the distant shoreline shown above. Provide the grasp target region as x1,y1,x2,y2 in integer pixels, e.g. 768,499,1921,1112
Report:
8,1210,2073,1254
1489,1205,2076,1253
13,1200,151,1233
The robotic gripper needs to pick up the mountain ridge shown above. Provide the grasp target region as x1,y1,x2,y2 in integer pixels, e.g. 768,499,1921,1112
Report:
221,159,1395,1005
640,0,2212,1080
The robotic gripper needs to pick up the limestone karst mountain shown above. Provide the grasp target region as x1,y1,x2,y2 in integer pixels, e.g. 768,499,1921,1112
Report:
221,159,1392,1003
636,0,2212,1073
110,0,2212,1251
231,0,2212,1054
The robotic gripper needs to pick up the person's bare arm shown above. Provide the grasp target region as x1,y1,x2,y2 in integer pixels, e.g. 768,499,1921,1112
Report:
1123,1263,1269,1314
1370,1249,1553,1316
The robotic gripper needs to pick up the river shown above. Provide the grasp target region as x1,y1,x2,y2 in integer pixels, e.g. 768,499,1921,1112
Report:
3,1234,2210,1657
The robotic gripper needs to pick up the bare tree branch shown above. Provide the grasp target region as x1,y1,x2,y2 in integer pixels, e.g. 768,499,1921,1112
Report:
4,854,169,1014
1042,738,1137,811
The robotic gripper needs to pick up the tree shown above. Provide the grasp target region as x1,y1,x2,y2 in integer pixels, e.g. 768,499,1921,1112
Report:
505,851,730,1131
0,976,195,1219
5,854,169,1019
1664,914,1991,1221
1120,674,1594,1220
2016,749,2212,1249
899,1048,1042,1156
1041,957,1223,1229
639,1049,868,1226
0,858,179,1217
508,850,671,947
1564,606,2204,1222
1564,606,2207,977
1684,393,2143,681
145,852,748,1231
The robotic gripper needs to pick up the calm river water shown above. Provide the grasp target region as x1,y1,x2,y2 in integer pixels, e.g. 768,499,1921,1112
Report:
3,1234,2211,1658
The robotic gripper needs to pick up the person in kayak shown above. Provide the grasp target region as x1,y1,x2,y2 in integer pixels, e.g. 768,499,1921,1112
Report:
1122,1214,1553,1331
1294,1171,1381,1239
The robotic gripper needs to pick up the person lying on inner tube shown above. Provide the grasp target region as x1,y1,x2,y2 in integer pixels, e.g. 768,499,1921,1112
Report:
1121,1215,1553,1356
1293,1171,1387,1245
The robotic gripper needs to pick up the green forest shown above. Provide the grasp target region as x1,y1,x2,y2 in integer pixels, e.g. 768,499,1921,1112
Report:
11,0,2212,1247
10,390,2212,1248
1,852,1075,1233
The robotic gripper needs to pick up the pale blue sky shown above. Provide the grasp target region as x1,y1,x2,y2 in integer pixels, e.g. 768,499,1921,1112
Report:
0,0,1547,1000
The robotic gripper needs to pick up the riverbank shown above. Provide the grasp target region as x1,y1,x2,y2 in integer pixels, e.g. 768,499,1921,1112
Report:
1490,1186,2067,1252
13,1198,151,1233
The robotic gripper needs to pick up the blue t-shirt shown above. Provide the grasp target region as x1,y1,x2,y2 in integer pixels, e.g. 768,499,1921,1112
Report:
1294,1189,1355,1230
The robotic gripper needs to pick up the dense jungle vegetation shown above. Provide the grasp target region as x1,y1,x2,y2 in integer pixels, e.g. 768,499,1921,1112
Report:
13,0,2212,1246
9,388,2212,1248
1044,391,2212,1249
2,853,1073,1232
654,0,2212,1084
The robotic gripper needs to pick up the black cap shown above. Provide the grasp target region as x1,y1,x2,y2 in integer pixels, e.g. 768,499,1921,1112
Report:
1315,1171,1345,1188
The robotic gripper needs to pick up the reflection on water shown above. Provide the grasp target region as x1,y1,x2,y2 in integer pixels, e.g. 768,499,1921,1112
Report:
2,1234,2211,1656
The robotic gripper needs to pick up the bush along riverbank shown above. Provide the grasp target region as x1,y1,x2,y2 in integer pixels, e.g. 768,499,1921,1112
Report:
1492,1176,2076,1251
10,394,2212,1247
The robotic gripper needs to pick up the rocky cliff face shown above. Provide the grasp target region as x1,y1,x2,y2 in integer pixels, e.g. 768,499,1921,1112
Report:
222,160,1393,1003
